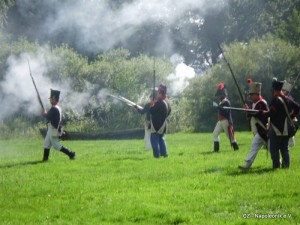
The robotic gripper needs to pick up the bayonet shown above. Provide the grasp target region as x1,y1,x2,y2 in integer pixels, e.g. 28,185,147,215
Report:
27,60,44,110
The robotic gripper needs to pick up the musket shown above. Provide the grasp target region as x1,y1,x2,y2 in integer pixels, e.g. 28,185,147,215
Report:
27,60,45,110
222,106,258,113
153,58,156,101
109,94,143,110
218,43,246,106
213,102,258,112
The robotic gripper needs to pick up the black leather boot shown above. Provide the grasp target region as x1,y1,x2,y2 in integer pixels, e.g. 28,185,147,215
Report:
60,146,76,160
214,141,219,152
43,148,50,161
232,142,239,151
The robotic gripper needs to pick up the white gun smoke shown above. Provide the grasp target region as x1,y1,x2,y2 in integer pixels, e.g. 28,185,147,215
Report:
1,0,226,120
12,0,224,55
167,54,196,96
0,48,109,121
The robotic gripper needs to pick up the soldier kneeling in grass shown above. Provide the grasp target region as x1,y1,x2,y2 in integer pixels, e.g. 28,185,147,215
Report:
41,89,75,161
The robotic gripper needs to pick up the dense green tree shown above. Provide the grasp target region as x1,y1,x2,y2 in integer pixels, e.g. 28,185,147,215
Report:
278,8,300,46
173,0,300,70
0,0,14,28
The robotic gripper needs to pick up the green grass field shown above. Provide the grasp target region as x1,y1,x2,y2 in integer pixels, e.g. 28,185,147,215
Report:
1,132,299,225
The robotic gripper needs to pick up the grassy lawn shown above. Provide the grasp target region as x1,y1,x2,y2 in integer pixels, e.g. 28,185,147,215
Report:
0,132,299,224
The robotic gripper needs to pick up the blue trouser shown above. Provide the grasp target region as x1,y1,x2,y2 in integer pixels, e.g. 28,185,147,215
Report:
269,129,290,168
150,133,168,158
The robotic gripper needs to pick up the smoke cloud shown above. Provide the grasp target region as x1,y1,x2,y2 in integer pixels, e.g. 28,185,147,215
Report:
167,54,196,96
0,48,110,121
0,50,55,120
11,0,224,55
1,0,225,120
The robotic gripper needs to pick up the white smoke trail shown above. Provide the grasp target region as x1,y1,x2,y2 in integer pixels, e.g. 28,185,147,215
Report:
13,0,225,54
0,51,54,120
0,48,110,120
167,54,196,95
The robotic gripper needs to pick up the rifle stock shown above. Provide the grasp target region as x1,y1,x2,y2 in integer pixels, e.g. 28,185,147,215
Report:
27,60,44,110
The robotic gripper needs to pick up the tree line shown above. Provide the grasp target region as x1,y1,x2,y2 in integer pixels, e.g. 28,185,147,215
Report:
0,0,299,136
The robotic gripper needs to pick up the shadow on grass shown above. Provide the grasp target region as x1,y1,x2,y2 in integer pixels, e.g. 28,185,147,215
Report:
114,157,147,161
227,166,275,176
199,150,231,155
0,160,44,169
201,166,274,175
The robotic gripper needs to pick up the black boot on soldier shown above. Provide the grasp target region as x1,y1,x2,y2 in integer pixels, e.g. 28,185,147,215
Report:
213,141,219,152
232,142,239,151
43,148,50,161
60,146,76,160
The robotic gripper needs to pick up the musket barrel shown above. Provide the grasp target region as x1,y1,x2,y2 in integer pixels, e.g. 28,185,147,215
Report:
109,94,143,110
27,60,44,110
218,44,245,106
153,58,156,101
222,106,258,112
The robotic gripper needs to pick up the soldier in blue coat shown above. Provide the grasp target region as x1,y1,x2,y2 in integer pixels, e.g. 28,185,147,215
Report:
213,83,239,152
149,85,171,158
261,79,300,168
42,89,75,161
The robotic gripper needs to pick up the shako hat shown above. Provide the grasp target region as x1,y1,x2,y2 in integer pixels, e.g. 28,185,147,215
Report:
215,82,227,97
272,78,284,91
158,84,167,96
50,89,60,101
247,78,261,95
282,80,292,93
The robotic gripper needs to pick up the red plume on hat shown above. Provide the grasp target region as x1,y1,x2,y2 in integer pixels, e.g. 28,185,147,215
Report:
217,82,224,90
215,82,227,97
247,78,252,84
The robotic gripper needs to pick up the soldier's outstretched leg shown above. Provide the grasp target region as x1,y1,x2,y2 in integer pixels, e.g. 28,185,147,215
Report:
43,148,50,161
60,146,76,160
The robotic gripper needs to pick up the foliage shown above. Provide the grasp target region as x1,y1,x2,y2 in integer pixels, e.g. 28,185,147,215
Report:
0,0,14,27
278,8,300,47
1,133,300,224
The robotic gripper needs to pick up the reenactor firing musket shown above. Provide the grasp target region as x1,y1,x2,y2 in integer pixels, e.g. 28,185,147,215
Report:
109,94,143,110
27,59,45,111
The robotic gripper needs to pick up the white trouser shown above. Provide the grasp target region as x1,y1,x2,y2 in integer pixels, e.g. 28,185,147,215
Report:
245,132,266,163
144,124,152,150
288,136,295,148
44,123,62,150
213,120,236,143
